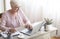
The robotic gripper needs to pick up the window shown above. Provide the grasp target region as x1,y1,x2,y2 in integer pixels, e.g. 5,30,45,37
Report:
0,0,4,13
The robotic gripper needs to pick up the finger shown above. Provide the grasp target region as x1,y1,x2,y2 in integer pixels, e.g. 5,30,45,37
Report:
30,26,32,29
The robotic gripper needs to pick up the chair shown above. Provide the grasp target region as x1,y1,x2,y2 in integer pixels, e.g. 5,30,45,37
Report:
0,13,3,18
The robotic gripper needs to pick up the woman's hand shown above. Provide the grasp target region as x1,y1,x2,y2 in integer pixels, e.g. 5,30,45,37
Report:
25,24,33,31
8,28,16,33
0,26,6,32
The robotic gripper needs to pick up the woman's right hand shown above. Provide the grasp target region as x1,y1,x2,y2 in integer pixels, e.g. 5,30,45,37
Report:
8,28,16,33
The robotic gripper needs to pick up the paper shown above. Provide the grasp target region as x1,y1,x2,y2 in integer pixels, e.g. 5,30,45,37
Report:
21,29,29,33
0,31,21,38
1,32,7,38
11,31,20,36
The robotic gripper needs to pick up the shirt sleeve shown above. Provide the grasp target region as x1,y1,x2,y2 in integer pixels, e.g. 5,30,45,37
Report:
0,13,9,30
20,9,31,25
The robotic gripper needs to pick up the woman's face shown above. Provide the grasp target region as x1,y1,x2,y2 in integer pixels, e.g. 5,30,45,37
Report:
12,6,19,12
11,4,19,12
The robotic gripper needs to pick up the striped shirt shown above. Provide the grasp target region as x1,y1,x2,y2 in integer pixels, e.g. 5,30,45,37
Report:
0,8,31,30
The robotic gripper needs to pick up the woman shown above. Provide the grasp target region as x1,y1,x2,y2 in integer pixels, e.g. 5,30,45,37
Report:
0,0,32,33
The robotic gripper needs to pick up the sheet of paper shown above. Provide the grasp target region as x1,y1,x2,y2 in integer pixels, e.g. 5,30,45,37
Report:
0,31,21,37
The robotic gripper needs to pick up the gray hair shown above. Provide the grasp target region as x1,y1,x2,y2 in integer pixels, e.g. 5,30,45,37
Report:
10,0,21,7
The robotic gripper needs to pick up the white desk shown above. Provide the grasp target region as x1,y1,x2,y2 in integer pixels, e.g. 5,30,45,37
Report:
18,26,57,39
0,26,57,39
0,20,57,39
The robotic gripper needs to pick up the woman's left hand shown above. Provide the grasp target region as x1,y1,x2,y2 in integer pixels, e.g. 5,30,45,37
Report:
25,24,33,31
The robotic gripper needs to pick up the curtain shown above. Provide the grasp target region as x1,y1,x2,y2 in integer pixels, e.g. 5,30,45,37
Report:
42,0,60,37
20,0,43,23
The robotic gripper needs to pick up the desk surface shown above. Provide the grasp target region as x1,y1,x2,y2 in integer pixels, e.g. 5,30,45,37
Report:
18,26,57,39
0,25,57,39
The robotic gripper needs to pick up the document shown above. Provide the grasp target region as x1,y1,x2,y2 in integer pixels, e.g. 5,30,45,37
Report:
0,31,20,37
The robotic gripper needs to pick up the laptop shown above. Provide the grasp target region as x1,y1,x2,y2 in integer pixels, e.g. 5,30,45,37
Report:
20,22,43,36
